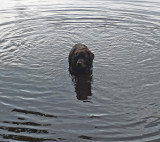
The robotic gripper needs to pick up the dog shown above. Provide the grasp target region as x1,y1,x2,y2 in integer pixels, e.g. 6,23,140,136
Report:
68,43,94,75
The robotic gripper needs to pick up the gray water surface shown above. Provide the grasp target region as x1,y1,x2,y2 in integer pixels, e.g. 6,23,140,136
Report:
0,0,160,141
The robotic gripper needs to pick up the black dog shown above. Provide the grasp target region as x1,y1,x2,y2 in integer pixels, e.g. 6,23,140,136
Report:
68,43,94,75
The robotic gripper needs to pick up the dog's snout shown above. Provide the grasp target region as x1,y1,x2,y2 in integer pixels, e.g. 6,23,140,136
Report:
77,60,83,67
77,62,82,67
77,59,85,68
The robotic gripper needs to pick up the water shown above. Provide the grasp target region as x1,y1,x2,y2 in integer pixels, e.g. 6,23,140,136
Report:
0,0,160,141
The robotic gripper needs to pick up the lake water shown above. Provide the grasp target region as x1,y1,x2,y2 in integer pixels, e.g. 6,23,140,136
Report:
0,0,160,141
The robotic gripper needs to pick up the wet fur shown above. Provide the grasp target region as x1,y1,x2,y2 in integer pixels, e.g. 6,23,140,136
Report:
69,43,94,75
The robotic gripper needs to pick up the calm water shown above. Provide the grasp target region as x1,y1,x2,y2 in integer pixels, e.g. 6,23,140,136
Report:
0,0,160,141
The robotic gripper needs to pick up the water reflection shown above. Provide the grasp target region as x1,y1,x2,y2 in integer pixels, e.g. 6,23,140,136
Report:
0,124,48,134
71,74,93,100
12,109,57,118
1,134,57,141
0,109,56,141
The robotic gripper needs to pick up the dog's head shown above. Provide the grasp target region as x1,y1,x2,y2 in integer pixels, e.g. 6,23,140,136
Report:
69,44,94,74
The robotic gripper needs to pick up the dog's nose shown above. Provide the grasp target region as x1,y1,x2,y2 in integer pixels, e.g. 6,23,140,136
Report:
77,62,82,67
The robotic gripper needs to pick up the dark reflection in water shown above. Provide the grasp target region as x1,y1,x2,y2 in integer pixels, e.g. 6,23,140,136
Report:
0,109,59,141
0,125,48,134
0,134,57,141
12,109,57,118
70,73,93,100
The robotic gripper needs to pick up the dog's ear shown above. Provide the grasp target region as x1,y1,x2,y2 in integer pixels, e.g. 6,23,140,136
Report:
69,47,77,64
88,51,94,61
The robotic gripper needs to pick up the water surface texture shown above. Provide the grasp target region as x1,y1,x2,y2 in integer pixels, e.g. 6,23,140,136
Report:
0,0,160,141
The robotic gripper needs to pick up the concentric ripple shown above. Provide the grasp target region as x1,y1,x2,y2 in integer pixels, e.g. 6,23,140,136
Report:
0,0,160,141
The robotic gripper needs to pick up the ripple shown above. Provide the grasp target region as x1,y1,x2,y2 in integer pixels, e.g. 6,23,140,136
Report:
12,109,57,118
0,0,160,141
0,134,57,141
